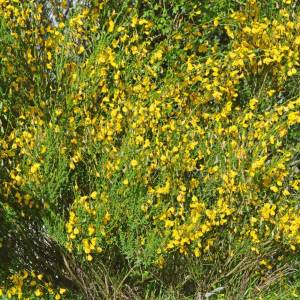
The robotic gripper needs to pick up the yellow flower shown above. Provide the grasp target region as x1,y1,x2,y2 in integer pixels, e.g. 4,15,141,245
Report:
83,242,91,254
30,163,40,174
55,108,62,116
37,274,43,280
249,98,258,110
283,189,290,196
47,51,52,60
26,49,34,64
267,89,276,97
69,161,75,170
90,191,97,199
152,50,163,62
213,17,219,27
78,45,85,54
108,19,115,32
87,254,93,261
103,212,111,224
131,16,138,27
41,145,47,154
34,288,43,297
165,220,174,228
288,111,300,125
270,186,279,193
88,225,95,236
194,247,200,257
130,159,138,167
287,68,297,77
58,22,65,29
260,203,276,220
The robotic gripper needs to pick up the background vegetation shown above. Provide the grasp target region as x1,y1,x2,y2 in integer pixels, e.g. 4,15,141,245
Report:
0,0,299,299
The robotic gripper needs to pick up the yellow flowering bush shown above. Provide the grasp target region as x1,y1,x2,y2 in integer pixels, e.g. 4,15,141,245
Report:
0,0,299,299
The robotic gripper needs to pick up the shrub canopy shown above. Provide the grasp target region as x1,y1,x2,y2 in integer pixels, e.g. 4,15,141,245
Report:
0,0,299,299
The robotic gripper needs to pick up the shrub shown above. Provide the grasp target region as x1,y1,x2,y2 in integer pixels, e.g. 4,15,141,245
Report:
0,0,299,299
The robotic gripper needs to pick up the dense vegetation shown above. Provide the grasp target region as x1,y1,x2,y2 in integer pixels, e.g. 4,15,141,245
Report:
0,0,299,299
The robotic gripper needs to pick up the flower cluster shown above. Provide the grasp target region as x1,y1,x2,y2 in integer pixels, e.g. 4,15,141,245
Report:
0,270,67,299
